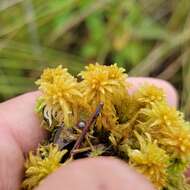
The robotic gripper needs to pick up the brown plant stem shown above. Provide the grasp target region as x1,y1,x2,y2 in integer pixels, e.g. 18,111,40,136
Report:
72,147,91,154
70,102,104,157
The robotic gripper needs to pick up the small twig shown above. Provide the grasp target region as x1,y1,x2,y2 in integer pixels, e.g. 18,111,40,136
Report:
72,147,91,154
85,136,95,151
70,102,104,157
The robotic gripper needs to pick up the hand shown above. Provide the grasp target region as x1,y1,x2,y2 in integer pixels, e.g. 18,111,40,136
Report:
0,77,178,190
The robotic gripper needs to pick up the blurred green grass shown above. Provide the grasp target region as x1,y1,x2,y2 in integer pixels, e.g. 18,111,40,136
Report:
0,0,190,118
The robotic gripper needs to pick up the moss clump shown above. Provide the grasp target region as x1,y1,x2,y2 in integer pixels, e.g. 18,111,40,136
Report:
22,64,190,190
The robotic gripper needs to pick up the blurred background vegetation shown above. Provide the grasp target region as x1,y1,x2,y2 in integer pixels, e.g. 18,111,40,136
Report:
0,0,190,118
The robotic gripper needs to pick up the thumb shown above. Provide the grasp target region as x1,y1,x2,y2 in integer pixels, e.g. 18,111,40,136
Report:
36,157,155,190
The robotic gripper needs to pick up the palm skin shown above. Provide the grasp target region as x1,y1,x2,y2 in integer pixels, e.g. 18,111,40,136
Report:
0,78,178,190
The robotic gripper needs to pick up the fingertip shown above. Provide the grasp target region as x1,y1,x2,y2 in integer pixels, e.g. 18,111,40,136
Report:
37,157,155,190
128,77,178,107
0,91,45,154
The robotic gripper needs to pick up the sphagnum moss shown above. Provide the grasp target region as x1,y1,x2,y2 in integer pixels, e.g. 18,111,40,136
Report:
22,144,67,190
22,64,190,190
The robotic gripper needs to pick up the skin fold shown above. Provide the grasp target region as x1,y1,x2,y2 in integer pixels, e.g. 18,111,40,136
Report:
0,77,178,190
